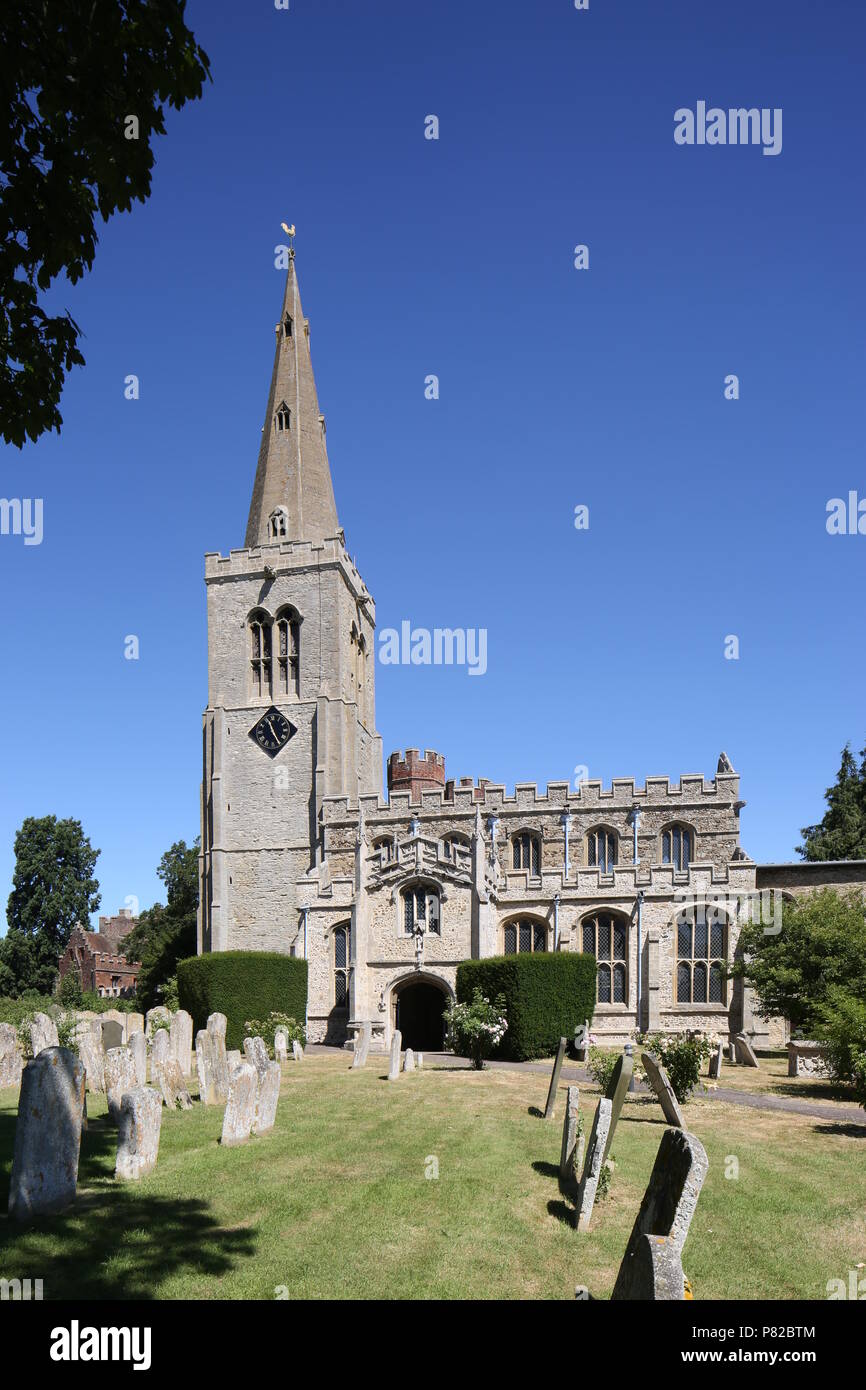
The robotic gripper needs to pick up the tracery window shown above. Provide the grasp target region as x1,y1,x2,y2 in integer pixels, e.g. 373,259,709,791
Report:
676,906,726,1004
662,824,693,872
502,918,547,954
403,885,440,934
582,912,628,1004
334,924,351,1008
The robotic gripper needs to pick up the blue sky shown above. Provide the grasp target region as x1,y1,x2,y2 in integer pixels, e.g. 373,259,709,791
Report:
2,0,864,927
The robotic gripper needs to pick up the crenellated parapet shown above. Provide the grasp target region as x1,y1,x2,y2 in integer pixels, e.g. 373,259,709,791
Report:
204,535,373,611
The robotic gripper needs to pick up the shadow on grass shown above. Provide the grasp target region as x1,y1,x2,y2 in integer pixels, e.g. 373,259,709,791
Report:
812,1121,866,1138
527,1105,545,1119
531,1160,560,1181
546,1198,575,1228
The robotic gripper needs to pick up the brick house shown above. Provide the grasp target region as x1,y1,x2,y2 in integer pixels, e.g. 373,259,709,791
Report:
58,909,141,999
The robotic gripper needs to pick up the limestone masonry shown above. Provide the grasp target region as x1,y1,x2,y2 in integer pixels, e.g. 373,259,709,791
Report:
198,255,866,1054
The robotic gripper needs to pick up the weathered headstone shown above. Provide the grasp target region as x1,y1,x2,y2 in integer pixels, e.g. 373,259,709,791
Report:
145,1006,172,1037
403,1047,416,1073
602,1048,634,1162
153,1051,192,1110
708,1041,723,1080
0,1022,24,1090
115,1086,162,1180
196,1030,220,1104
102,1009,127,1042
641,1050,685,1128
733,1032,759,1068
170,1009,194,1076
220,1061,257,1146
126,1011,145,1038
100,1018,124,1053
243,1035,270,1078
8,1047,86,1221
76,1025,105,1094
559,1085,581,1182
252,1061,280,1136
129,1031,148,1087
544,1037,568,1119
574,1020,590,1062
227,1049,242,1070
152,1027,171,1068
207,1013,230,1097
104,1045,137,1124
787,1040,832,1078
292,1039,304,1062
611,1128,709,1300
351,1021,372,1070
576,1097,612,1231
388,1028,402,1080
416,1052,424,1069
28,1012,59,1057
274,1031,289,1063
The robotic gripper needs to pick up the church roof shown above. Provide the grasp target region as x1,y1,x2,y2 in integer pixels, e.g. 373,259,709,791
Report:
244,254,339,548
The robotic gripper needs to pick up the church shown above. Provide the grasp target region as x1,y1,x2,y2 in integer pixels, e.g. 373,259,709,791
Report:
197,254,865,1055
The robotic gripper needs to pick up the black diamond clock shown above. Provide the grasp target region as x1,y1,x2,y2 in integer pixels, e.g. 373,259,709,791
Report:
249,706,296,757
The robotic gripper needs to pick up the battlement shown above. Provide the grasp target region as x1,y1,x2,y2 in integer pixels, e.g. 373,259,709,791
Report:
387,748,447,798
204,535,372,609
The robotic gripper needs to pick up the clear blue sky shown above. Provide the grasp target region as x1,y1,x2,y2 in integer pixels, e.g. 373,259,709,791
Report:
2,0,864,928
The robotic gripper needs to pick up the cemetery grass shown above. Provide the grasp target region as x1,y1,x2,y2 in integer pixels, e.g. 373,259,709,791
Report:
1,1055,864,1300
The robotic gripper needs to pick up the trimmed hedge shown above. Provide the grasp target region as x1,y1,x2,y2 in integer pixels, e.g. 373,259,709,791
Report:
456,954,597,1062
177,951,308,1052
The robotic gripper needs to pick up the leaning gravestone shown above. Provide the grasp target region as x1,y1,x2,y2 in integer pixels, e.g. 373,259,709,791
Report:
641,1051,685,1129
243,1035,270,1078
8,1048,86,1221
388,1029,402,1081
76,1026,105,1094
104,1046,137,1124
100,1018,124,1053
129,1031,148,1087
0,1022,24,1090
576,1098,612,1231
351,1021,372,1070
602,1048,634,1162
220,1061,257,1146
559,1085,581,1182
733,1033,759,1068
252,1061,281,1136
28,1012,59,1057
544,1037,568,1119
274,1032,288,1063
292,1039,304,1062
708,1041,723,1080
115,1086,162,1180
403,1047,416,1073
170,1010,194,1077
152,1051,192,1110
611,1128,709,1300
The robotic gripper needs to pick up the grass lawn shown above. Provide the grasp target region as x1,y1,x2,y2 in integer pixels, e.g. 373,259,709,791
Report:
1,1053,864,1300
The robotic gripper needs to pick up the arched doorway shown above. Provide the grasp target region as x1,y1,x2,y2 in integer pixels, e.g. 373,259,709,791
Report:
394,977,448,1052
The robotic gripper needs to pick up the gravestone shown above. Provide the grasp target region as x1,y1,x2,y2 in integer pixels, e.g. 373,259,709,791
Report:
196,1029,220,1105
129,1031,148,1087
416,1053,424,1069
227,1049,242,1070
170,1010,193,1076
76,1026,105,1094
29,1012,59,1057
403,1047,416,1073
151,1028,171,1068
708,1041,723,1080
274,1031,289,1063
126,1012,145,1038
104,1046,137,1124
115,1086,162,1180
207,1014,231,1098
351,1021,372,1070
291,1039,304,1062
576,1098,612,1231
602,1048,634,1162
0,1022,23,1090
574,1020,590,1062
787,1040,832,1078
100,1019,124,1052
145,1006,172,1037
544,1037,568,1119
221,1061,257,1146
8,1047,86,1221
614,1234,685,1301
641,1051,685,1128
252,1061,281,1136
559,1085,581,1182
102,1009,127,1042
153,1051,192,1110
243,1035,270,1078
611,1128,709,1300
388,1029,402,1081
733,1033,759,1068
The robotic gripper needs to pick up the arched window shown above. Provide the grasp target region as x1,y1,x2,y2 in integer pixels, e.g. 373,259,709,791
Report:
512,831,541,877
587,827,618,873
582,912,628,1004
269,508,288,540
662,824,693,871
275,607,300,696
442,834,470,862
249,609,272,698
283,314,293,338
275,400,291,432
334,923,351,1008
402,884,440,935
502,918,547,954
676,904,726,1004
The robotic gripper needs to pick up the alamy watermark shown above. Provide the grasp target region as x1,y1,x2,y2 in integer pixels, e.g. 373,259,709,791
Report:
674,103,782,157
378,621,487,676
0,498,43,546
674,888,783,936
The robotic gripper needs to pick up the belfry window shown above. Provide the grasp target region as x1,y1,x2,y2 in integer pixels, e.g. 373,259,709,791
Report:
403,885,440,935
334,924,350,1008
676,905,726,1004
276,607,300,697
503,918,547,954
275,401,291,432
512,831,541,877
269,508,288,540
587,827,618,873
582,913,628,1004
249,610,272,698
284,314,293,338
662,824,693,872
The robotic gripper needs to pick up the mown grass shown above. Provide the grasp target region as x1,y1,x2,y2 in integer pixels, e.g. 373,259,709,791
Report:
0,1053,864,1300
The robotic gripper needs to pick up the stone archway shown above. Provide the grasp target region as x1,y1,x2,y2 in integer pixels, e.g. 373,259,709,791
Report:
393,975,449,1052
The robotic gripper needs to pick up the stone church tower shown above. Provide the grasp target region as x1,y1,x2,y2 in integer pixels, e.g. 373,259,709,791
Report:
198,254,382,954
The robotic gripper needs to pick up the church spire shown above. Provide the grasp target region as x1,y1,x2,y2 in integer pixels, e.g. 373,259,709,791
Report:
245,250,339,548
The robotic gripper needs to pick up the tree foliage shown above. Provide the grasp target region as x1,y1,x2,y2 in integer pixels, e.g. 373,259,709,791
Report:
124,838,199,1009
0,815,101,995
0,0,210,446
734,889,866,1033
798,743,866,861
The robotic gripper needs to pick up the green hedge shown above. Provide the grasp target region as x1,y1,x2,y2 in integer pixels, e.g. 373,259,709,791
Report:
456,954,597,1062
177,951,308,1051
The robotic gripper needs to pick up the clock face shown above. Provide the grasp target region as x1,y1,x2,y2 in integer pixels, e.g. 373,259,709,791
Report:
249,706,296,758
